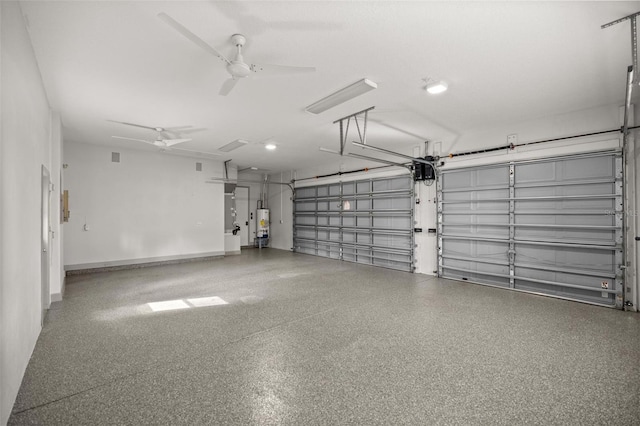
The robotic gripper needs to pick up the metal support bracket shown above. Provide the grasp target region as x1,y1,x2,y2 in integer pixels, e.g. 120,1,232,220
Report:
509,163,516,289
333,106,375,155
602,11,640,83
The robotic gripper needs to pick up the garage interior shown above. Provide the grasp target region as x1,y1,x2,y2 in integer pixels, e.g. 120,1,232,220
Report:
2,1,640,424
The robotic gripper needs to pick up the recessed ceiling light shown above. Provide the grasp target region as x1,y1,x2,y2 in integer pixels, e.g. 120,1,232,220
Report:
265,143,277,150
425,80,448,94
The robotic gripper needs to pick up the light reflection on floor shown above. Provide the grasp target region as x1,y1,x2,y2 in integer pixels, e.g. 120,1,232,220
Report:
147,296,228,312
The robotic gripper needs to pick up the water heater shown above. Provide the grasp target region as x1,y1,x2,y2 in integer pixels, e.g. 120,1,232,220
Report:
257,209,270,238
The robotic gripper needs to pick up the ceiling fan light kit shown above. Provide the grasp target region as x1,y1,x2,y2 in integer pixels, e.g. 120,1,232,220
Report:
425,80,448,94
305,78,377,114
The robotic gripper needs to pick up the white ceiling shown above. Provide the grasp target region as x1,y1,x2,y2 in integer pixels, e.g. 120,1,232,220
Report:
20,1,640,172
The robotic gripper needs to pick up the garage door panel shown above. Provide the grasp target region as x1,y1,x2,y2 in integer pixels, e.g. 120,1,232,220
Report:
444,269,511,287
439,151,623,307
515,198,615,211
516,162,556,183
515,184,615,198
442,239,509,260
444,167,509,189
356,216,371,227
443,224,510,238
443,201,510,212
373,177,411,191
372,216,411,229
514,279,614,305
373,197,411,210
514,266,614,290
296,216,315,226
294,175,414,272
444,214,509,225
515,245,616,274
442,188,509,202
514,227,615,243
356,199,371,210
296,187,316,198
296,201,316,211
516,214,615,227
517,156,614,182
561,157,615,180
342,182,355,195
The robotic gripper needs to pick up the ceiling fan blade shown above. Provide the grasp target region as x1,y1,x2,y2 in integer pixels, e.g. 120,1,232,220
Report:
164,125,194,133
162,138,192,147
112,135,154,145
108,120,160,132
219,78,239,96
169,147,223,157
158,13,231,65
169,127,207,135
251,63,316,75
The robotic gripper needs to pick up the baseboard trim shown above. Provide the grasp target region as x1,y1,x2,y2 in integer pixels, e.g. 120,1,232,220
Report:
225,250,241,255
65,251,225,275
51,292,63,302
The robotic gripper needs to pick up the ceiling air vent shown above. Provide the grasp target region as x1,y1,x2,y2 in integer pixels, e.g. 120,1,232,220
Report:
218,139,249,152
111,152,120,163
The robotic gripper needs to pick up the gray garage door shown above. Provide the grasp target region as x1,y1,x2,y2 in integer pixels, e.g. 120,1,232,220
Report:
294,175,414,272
437,151,623,307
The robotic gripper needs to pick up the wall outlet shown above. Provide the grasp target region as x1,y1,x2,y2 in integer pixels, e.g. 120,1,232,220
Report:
507,134,518,144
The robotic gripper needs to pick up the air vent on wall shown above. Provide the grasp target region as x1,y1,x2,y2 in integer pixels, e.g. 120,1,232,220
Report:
111,152,120,163
196,162,202,172
218,139,249,152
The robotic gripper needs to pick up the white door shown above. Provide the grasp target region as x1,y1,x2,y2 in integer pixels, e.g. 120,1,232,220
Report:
41,165,51,325
235,186,250,246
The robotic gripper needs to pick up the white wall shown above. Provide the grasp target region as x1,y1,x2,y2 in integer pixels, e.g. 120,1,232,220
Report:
50,112,64,300
1,2,56,424
64,142,225,269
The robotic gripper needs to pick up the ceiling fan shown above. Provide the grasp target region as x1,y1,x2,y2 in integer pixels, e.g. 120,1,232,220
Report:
111,135,192,149
111,135,222,159
107,119,203,138
158,12,316,96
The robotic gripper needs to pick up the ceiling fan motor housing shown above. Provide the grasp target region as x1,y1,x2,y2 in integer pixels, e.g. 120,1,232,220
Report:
228,34,250,78
227,61,251,78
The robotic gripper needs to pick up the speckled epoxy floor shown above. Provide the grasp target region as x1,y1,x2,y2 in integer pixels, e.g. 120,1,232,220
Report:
9,249,640,425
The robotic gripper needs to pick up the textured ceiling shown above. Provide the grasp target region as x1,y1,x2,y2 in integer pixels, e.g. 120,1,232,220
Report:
19,1,640,172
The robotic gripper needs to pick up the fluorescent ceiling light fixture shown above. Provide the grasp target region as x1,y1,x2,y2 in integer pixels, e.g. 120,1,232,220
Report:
306,78,377,114
425,80,448,94
265,143,277,150
318,147,340,154
218,139,249,152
